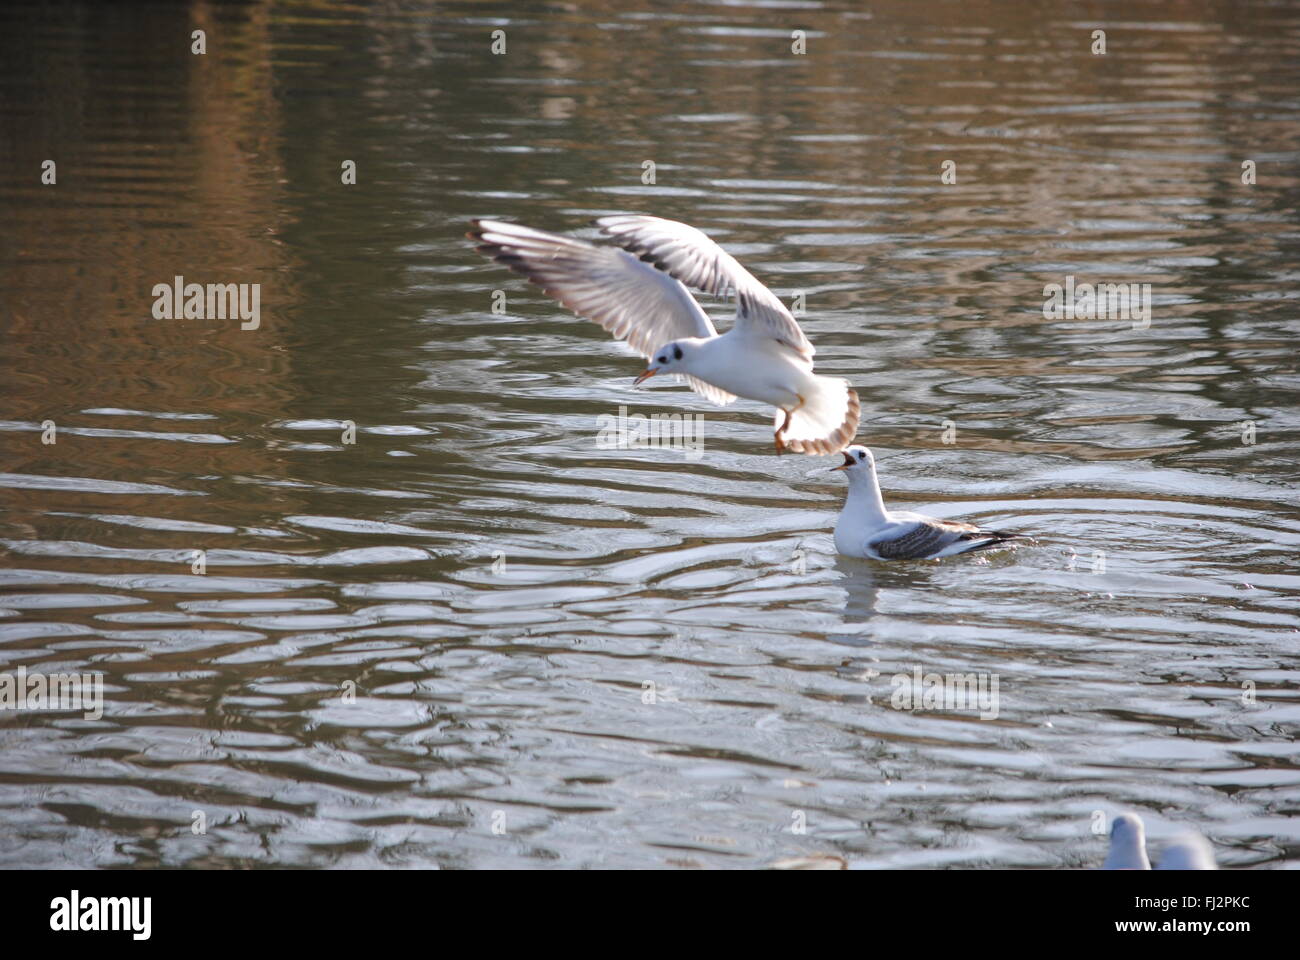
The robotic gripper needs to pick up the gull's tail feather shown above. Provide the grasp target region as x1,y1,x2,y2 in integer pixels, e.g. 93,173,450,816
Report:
780,379,860,456
953,530,1024,556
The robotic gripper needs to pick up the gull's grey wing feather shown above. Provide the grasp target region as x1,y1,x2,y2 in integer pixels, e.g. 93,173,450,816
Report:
470,220,735,405
870,518,1015,560
594,215,815,362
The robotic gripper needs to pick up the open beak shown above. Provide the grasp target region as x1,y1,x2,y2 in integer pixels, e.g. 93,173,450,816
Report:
829,451,855,471
633,368,657,386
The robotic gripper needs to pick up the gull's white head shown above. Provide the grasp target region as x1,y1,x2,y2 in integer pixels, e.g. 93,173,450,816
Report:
831,444,875,476
1102,813,1150,870
635,340,691,385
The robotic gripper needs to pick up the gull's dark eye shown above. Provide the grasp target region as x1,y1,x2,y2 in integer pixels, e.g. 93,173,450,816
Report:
673,345,683,361
857,452,866,461
657,355,665,363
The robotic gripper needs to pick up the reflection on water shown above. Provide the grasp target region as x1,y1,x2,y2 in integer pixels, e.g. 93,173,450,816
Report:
1,0,1298,869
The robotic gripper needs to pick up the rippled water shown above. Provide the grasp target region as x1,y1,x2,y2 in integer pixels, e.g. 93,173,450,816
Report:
1,0,1298,869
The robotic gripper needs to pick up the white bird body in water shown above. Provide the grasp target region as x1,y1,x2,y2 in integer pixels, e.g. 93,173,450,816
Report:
831,445,1022,560
1102,813,1218,870
469,216,860,455
1155,832,1218,870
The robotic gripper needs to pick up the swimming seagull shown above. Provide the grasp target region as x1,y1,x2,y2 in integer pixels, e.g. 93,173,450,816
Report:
1101,813,1218,870
831,445,1022,560
1102,813,1151,870
468,216,861,455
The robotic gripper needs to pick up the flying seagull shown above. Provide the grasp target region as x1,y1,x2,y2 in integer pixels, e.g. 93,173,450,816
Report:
831,445,1022,560
468,215,860,455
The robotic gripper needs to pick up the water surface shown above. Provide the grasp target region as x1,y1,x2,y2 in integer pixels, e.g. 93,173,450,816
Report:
1,0,1298,869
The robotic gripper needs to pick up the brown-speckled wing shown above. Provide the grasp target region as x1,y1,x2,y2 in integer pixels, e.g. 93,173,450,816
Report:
871,518,984,560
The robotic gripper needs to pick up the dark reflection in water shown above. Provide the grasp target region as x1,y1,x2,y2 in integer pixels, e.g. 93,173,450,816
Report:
0,0,1297,869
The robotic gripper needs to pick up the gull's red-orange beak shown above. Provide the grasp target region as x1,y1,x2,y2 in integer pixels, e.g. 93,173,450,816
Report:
633,368,657,386
830,451,855,471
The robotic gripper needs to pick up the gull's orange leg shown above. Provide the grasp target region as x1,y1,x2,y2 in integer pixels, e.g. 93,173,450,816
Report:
774,397,803,455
